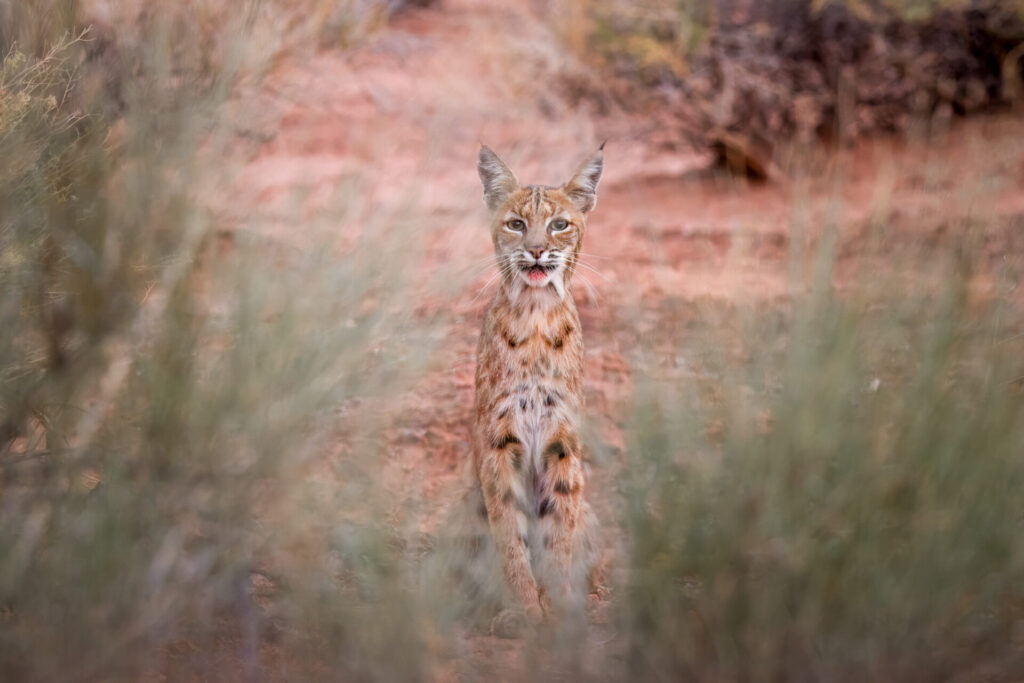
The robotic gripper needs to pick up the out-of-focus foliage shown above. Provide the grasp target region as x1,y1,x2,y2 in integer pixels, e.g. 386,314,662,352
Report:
584,0,1024,176
824,0,1024,22
1,1,1022,680
620,245,1024,681
0,0,77,56
0,5,440,680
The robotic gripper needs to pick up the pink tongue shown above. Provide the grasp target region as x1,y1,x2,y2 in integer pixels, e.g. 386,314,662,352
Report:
528,269,547,282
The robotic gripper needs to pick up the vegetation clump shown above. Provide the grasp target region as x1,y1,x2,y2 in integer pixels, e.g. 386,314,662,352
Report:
586,0,1024,175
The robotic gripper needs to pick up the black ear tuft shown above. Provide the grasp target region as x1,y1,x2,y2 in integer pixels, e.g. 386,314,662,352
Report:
563,146,604,214
478,146,519,212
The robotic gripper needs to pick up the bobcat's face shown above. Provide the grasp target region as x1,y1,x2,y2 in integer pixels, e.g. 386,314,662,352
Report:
478,146,603,299
495,186,581,291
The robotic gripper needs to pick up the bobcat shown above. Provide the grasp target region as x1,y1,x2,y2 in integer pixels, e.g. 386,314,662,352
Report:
470,144,603,631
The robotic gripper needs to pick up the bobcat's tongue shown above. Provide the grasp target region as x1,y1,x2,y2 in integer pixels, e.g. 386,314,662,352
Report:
527,268,547,283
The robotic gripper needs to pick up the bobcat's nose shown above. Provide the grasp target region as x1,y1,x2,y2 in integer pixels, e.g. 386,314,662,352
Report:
525,246,545,261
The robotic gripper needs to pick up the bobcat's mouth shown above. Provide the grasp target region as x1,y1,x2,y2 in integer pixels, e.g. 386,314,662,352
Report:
521,264,554,285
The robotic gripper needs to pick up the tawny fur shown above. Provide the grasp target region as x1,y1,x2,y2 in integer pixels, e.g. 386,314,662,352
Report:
472,145,603,626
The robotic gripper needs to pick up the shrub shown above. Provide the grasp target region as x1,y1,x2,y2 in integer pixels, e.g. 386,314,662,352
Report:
0,11,440,680
620,244,1024,680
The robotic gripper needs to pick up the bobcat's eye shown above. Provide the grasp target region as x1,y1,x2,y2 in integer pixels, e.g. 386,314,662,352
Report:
549,218,569,233
506,219,526,233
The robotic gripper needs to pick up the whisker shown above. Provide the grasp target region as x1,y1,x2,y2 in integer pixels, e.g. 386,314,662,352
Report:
473,256,519,289
463,254,515,278
568,253,598,264
457,252,512,268
568,257,611,283
572,271,603,308
468,269,506,306
465,262,508,279
570,257,607,272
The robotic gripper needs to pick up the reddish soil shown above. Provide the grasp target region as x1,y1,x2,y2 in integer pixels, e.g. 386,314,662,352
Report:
227,0,1024,676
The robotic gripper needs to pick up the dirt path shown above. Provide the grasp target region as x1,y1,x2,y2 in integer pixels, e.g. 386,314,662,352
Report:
228,0,1024,676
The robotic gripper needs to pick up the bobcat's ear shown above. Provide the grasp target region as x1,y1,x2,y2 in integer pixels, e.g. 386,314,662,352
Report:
563,144,604,214
478,145,519,212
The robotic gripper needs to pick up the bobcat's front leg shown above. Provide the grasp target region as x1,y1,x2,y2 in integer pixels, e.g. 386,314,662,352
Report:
479,438,544,622
538,432,585,608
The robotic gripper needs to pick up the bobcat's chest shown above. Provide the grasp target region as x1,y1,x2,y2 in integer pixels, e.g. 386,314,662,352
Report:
476,301,583,469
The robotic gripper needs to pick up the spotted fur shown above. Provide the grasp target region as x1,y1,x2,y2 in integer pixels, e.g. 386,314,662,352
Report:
472,145,603,625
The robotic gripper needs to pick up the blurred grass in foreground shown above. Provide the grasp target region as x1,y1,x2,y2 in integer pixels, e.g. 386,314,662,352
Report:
0,7,442,681
622,240,1024,681
1,2,1023,681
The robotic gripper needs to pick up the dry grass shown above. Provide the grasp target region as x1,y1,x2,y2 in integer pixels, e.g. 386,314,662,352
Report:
0,7,444,680
621,244,1024,680
1,3,1022,681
